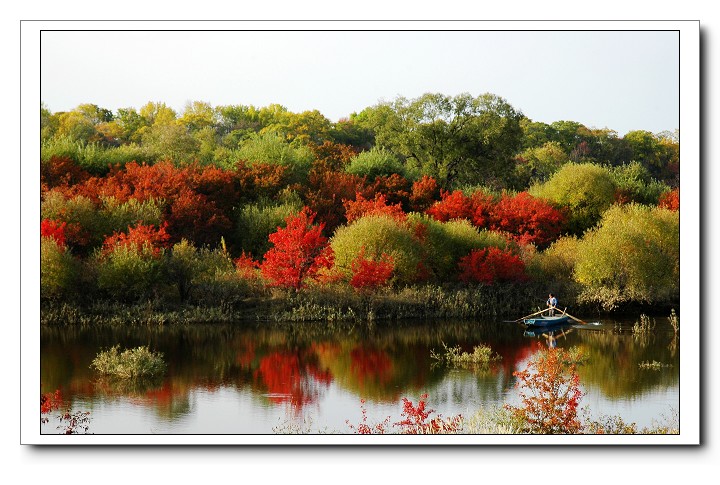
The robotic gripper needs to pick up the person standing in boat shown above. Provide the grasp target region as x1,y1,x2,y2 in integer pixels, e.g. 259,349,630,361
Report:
547,293,558,316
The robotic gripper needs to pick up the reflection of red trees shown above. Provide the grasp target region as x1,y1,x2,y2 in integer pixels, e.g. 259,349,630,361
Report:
350,347,393,387
255,352,306,405
142,383,174,405
253,351,333,409
235,344,256,368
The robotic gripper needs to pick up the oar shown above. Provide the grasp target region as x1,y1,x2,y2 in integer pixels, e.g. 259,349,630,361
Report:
556,307,588,325
503,308,548,323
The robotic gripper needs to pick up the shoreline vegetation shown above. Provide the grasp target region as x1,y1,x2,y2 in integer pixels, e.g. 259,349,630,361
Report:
42,285,678,327
41,94,679,326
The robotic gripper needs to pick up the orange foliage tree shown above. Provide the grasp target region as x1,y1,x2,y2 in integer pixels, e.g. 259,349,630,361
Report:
658,188,679,211
506,346,584,434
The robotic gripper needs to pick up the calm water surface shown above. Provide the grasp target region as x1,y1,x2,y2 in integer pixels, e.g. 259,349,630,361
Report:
40,316,680,434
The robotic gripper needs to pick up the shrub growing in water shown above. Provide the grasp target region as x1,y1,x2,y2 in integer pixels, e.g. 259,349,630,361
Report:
90,345,167,379
506,345,584,434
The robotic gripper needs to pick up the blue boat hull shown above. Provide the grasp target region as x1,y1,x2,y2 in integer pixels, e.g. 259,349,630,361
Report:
523,315,571,327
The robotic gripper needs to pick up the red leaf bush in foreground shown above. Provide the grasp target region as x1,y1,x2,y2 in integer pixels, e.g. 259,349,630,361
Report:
260,207,334,290
506,345,584,434
349,250,395,291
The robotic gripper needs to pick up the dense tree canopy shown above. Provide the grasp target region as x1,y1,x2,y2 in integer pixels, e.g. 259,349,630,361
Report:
39,95,680,310
356,93,524,188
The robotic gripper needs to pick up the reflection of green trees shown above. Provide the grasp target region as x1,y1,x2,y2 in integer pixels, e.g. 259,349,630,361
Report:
41,318,679,419
572,327,679,399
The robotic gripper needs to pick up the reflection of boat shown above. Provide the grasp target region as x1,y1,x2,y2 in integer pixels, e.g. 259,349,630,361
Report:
523,322,574,338
523,314,571,327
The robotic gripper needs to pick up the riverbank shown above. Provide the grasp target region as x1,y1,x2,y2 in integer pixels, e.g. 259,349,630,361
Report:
41,282,678,326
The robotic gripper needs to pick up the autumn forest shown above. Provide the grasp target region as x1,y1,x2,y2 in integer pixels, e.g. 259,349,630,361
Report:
40,92,680,323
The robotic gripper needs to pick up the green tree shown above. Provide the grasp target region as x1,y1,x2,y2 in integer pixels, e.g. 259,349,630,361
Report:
331,214,424,285
41,238,80,300
408,213,511,281
236,132,313,184
179,101,218,132
359,92,524,188
513,141,569,188
529,163,616,235
56,103,113,143
345,147,406,180
573,204,679,310
41,103,59,141
610,162,670,205
141,123,199,163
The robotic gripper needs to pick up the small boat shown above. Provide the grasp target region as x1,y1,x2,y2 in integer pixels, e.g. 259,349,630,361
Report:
523,314,571,327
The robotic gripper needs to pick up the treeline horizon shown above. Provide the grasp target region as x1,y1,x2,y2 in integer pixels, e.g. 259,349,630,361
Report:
41,92,679,189
40,92,680,318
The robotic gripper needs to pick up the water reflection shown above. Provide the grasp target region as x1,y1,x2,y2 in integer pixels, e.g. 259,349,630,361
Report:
40,317,680,434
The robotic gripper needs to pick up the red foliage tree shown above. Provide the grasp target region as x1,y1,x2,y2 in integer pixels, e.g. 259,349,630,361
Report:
349,249,395,291
409,175,441,212
191,164,243,214
303,170,367,233
309,140,359,172
458,247,529,284
234,251,260,279
658,188,679,211
365,174,412,209
393,394,463,434
102,222,171,257
235,161,289,201
470,190,497,228
506,345,584,434
166,191,233,246
40,156,91,193
40,219,67,247
425,189,474,222
260,207,334,290
490,192,566,247
344,193,406,223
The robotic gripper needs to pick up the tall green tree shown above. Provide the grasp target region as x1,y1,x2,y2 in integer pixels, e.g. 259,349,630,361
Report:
359,93,524,189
